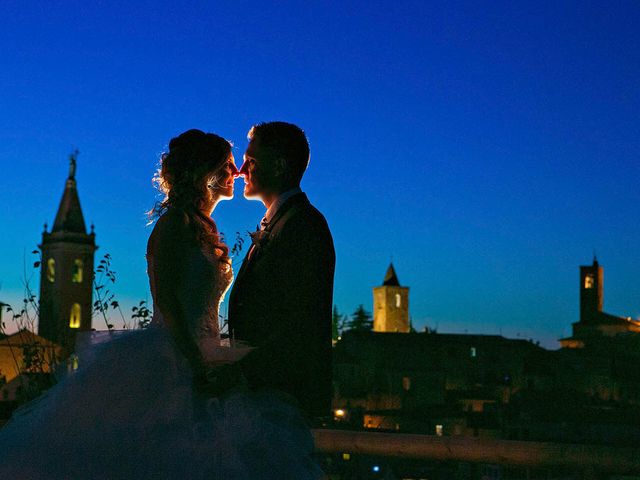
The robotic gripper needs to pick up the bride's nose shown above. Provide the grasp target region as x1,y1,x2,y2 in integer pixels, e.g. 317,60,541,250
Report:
230,163,240,177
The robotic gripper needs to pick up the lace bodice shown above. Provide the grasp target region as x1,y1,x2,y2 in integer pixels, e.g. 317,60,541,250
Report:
146,218,233,343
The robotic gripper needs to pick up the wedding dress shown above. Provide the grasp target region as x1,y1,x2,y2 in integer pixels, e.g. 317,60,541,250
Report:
0,217,323,479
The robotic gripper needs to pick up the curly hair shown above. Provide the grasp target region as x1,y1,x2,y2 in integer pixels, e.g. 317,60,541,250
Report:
150,129,231,261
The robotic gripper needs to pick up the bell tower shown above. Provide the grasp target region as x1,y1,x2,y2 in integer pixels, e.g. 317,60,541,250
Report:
579,256,603,323
373,263,410,333
38,152,97,352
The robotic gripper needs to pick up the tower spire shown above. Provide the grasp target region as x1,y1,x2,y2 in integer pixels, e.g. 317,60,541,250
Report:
52,152,87,234
374,262,410,332
383,263,400,286
38,151,96,352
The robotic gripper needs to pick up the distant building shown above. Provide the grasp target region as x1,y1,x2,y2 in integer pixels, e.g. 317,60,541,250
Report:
0,155,95,424
0,330,62,402
373,263,410,333
38,153,97,352
560,257,640,348
332,263,640,446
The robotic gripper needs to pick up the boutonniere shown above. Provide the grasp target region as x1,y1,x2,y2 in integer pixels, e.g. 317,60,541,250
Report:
249,229,271,249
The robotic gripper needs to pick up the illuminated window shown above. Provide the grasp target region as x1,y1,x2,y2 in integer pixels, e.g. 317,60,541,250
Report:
584,274,595,289
402,376,411,391
72,259,83,283
470,347,477,358
71,354,79,370
395,293,401,308
436,424,443,436
69,303,81,328
47,258,55,283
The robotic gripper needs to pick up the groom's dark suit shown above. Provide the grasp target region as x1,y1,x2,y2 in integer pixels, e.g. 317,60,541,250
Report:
228,192,335,418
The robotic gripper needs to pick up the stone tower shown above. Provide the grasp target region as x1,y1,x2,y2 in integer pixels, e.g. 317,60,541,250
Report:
580,256,603,323
373,263,410,333
38,153,96,352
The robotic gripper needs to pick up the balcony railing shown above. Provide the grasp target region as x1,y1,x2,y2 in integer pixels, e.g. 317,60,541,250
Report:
313,429,640,475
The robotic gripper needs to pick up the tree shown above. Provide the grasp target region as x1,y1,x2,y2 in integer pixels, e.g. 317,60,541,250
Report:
347,304,373,332
332,305,347,342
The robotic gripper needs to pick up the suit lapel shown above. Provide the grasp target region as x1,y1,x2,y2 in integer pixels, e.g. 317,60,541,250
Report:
233,193,308,287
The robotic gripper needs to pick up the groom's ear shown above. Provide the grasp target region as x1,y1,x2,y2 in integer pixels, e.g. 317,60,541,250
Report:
273,156,289,181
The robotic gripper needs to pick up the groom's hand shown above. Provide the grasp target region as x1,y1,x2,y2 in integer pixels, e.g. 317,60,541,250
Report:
194,363,245,397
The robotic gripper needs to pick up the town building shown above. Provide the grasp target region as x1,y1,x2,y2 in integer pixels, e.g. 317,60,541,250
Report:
560,257,640,348
0,154,95,424
37,153,96,352
332,263,640,448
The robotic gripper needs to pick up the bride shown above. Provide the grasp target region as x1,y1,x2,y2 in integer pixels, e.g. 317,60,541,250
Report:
0,129,324,479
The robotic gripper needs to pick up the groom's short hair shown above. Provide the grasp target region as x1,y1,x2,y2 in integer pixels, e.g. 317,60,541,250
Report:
247,122,310,187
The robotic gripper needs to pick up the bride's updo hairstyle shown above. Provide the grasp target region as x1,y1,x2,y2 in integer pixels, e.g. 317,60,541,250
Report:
151,129,231,261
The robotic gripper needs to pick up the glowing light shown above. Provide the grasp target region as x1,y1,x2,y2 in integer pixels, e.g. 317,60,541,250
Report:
72,259,83,283
436,424,443,436
47,258,55,283
372,465,380,472
585,275,595,289
334,409,346,418
69,303,81,328
402,376,411,391
342,453,350,461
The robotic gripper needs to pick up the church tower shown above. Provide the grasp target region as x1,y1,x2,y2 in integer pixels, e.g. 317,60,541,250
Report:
580,256,603,323
38,153,96,352
373,264,410,333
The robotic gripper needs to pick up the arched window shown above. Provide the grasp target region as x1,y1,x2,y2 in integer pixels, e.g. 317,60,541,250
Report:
584,274,595,289
47,258,56,283
72,259,83,283
395,293,402,308
402,376,411,391
69,303,81,329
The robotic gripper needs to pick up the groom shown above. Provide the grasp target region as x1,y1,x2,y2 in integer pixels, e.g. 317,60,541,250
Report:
227,121,335,420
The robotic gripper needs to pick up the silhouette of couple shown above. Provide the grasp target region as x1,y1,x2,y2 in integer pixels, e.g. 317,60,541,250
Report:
0,122,335,479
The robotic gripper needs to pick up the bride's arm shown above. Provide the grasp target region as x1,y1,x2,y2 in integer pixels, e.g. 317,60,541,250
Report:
149,214,205,376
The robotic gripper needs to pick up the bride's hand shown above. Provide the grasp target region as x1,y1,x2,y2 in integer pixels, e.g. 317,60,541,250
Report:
198,337,254,368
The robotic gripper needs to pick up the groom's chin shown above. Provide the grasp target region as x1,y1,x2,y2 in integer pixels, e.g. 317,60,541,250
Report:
243,187,258,200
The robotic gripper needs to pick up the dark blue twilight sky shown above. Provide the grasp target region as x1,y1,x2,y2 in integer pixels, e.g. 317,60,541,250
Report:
1,1,639,347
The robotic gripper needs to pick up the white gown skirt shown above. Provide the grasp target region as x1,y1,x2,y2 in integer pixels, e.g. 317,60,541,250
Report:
0,325,323,479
